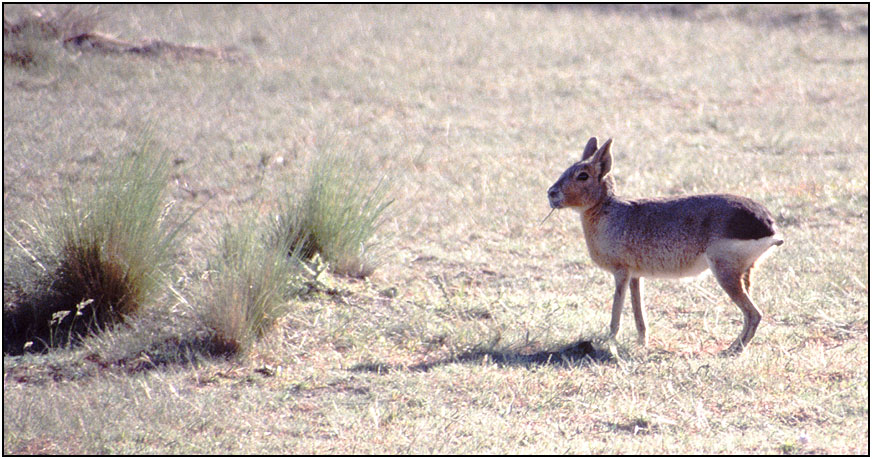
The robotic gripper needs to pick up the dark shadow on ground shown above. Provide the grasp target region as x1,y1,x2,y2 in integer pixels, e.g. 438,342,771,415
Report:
3,284,93,355
4,331,237,385
349,339,615,375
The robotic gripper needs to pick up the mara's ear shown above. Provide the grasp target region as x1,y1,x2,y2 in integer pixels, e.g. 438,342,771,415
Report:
592,138,613,179
580,137,598,161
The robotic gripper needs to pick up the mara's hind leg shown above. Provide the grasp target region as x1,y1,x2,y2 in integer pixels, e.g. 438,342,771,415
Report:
710,262,762,355
741,265,753,293
629,277,648,346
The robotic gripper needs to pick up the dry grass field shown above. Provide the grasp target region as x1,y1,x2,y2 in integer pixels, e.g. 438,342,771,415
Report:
3,4,868,454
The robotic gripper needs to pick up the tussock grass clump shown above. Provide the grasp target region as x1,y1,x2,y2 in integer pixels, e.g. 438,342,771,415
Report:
273,142,394,278
3,139,181,354
202,218,304,357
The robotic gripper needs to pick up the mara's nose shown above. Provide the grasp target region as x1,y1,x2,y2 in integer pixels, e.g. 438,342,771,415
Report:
548,187,559,198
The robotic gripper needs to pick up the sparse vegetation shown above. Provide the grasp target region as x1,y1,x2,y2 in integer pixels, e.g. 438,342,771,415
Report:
3,4,868,455
3,6,102,68
3,5,244,68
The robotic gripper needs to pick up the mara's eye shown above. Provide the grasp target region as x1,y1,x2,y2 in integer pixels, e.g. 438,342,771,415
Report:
576,172,589,181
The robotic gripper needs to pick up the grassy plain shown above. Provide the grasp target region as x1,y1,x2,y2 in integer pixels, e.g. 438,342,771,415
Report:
3,4,868,454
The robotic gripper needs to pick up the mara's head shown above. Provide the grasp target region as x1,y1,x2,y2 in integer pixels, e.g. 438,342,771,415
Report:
547,137,615,211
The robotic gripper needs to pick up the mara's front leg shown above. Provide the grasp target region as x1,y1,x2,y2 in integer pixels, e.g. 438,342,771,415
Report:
630,277,648,346
608,269,630,340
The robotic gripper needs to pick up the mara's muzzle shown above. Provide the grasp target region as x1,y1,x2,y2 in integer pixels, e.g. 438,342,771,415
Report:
547,185,563,209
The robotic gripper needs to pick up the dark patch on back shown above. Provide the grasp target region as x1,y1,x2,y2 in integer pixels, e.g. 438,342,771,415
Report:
701,215,713,232
725,197,776,240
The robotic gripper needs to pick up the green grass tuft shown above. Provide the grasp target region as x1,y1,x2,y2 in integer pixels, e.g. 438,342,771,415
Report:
3,137,182,353
273,140,394,278
202,217,304,357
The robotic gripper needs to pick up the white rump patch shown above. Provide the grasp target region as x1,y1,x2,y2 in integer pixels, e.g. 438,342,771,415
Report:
705,236,783,272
